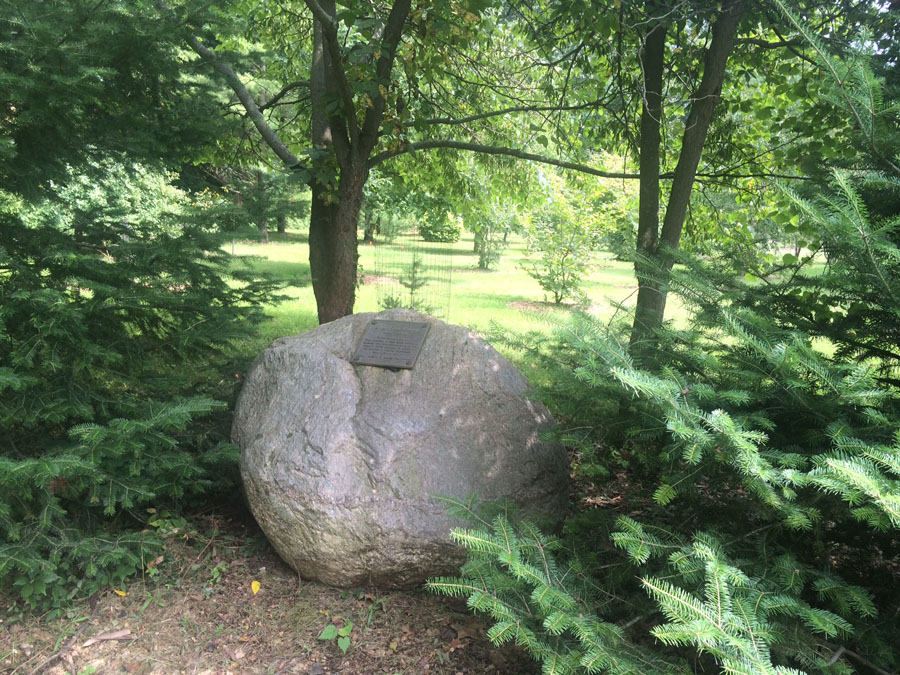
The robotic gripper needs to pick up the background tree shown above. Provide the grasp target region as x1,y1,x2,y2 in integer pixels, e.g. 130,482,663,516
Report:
178,0,644,323
521,171,602,304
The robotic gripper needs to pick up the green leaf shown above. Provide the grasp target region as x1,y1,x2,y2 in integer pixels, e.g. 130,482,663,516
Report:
654,484,677,505
318,624,337,640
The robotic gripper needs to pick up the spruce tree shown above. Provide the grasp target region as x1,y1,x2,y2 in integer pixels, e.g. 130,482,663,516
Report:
432,6,900,673
0,2,278,611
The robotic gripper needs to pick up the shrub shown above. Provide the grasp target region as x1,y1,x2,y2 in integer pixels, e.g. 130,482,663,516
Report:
437,168,900,672
0,160,277,613
521,210,599,305
436,282,899,672
418,212,461,242
473,219,508,270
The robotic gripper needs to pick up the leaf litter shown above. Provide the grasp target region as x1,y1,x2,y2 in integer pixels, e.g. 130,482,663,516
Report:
1,510,538,675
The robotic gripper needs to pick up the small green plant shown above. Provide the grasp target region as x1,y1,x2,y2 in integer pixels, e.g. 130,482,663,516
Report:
378,253,434,314
208,561,227,585
474,222,507,270
521,209,598,305
318,618,354,654
356,590,386,628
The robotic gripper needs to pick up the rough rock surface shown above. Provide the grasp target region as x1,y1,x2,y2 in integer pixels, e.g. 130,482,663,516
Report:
233,309,568,588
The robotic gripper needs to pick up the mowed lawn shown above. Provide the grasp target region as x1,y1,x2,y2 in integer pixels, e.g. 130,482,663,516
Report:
228,228,682,352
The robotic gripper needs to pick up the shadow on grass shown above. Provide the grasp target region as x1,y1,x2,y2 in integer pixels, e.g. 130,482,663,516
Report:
372,241,469,258
264,231,309,244
235,259,311,286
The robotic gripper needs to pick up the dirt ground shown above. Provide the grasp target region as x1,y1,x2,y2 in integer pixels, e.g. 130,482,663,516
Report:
1,512,539,675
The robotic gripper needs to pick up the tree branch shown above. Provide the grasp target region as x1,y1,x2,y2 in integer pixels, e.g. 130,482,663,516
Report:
368,140,641,178
304,0,360,149
658,0,745,257
736,36,802,48
185,34,303,170
421,100,603,127
368,139,807,182
360,0,412,151
258,80,310,111
303,0,336,28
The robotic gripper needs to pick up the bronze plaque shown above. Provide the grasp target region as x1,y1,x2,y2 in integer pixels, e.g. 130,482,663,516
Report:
351,320,430,369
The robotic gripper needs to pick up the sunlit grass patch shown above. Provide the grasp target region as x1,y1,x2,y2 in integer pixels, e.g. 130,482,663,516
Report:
227,227,690,351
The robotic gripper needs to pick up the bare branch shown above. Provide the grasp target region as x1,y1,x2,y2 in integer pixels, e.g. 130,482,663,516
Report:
368,140,640,178
259,81,310,111
421,100,603,127
185,34,303,170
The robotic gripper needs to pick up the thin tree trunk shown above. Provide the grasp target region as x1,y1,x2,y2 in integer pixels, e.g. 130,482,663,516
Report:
363,208,376,243
630,0,745,365
629,17,667,366
257,169,269,243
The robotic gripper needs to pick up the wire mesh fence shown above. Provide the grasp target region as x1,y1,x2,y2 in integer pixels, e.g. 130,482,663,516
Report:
366,222,453,321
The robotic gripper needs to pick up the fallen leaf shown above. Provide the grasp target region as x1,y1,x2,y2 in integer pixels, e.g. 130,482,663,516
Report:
113,589,128,597
251,580,261,595
82,628,133,647
147,556,164,569
451,622,480,640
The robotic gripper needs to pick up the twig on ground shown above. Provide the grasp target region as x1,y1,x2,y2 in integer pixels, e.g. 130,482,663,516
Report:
25,607,96,675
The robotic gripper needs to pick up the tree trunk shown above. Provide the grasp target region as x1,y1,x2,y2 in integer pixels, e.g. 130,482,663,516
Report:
308,162,367,323
362,208,376,243
629,0,745,365
629,17,667,366
256,169,269,243
277,214,286,234
307,1,349,324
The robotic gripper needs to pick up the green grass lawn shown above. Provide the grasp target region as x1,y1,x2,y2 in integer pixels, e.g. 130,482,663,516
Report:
229,228,687,353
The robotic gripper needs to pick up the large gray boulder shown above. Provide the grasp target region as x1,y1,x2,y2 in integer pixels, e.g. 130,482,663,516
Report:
233,309,568,588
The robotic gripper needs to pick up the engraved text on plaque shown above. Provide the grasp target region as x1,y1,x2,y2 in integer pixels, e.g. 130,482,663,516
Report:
351,320,430,369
